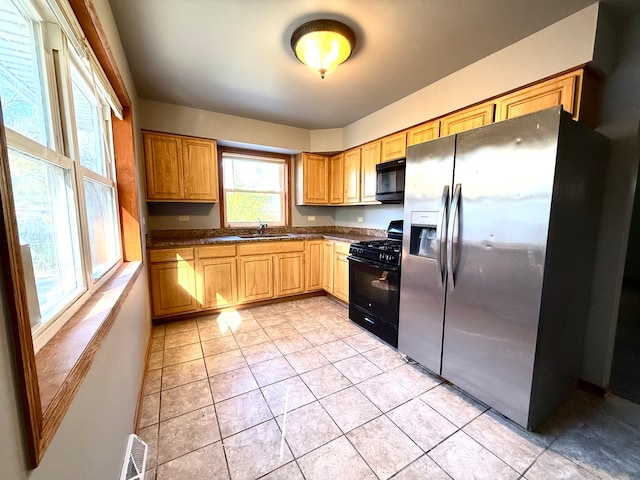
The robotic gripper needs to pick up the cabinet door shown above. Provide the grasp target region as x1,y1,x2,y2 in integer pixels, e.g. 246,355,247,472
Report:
182,138,219,201
150,260,197,317
329,153,344,204
343,148,361,204
496,71,578,122
441,103,495,136
322,241,335,293
199,257,237,308
305,240,323,292
333,251,349,303
239,255,273,302
381,132,407,162
407,120,441,146
274,252,305,297
144,132,183,200
361,141,381,203
302,153,329,204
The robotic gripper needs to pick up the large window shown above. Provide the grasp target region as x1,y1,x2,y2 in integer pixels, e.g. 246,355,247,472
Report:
221,149,289,228
0,0,122,350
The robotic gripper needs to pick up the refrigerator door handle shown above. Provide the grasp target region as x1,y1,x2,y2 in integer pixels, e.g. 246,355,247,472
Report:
447,183,462,290
435,185,449,286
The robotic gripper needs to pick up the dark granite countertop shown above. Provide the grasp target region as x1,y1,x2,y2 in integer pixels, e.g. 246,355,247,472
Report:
146,226,385,249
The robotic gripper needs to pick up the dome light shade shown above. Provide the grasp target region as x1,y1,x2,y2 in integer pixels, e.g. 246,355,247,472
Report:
291,19,355,79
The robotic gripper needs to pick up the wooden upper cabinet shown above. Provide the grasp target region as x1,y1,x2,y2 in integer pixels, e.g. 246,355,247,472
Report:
407,120,441,147
381,132,407,162
360,140,381,203
343,148,361,204
441,103,496,136
144,132,183,200
143,131,218,202
495,70,582,123
329,153,344,204
297,153,328,205
182,137,219,201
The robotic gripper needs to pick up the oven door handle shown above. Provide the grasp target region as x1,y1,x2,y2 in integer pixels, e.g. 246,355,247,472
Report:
347,255,400,273
435,184,449,286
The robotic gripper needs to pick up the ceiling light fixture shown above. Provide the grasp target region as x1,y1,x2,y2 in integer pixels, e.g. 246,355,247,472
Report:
290,19,356,79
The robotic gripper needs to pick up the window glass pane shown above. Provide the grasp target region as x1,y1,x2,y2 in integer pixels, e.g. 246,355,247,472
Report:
0,0,49,145
83,178,120,279
225,192,283,224
8,147,84,324
221,154,286,226
223,157,282,191
71,66,106,176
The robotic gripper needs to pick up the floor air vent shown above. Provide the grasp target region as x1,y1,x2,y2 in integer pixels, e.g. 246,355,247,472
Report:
120,434,148,480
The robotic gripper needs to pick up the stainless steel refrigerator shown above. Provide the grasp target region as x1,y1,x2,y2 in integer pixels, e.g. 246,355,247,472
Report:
398,106,608,430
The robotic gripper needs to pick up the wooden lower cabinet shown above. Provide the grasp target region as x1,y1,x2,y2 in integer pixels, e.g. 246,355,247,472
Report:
322,241,335,293
198,257,237,308
238,255,273,302
150,260,198,317
274,252,305,296
149,238,352,318
333,242,350,303
305,240,323,292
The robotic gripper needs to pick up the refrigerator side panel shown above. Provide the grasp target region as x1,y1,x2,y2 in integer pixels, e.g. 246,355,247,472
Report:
441,109,561,428
529,112,609,428
399,136,455,374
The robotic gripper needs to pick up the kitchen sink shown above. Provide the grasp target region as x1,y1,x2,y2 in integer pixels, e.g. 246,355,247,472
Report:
237,233,295,239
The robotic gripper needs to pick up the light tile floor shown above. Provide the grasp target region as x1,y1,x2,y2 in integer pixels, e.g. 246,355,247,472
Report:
138,296,640,480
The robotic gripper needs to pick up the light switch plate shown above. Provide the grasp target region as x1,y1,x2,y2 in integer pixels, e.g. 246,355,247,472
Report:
357,216,364,222
307,216,316,221
178,215,189,222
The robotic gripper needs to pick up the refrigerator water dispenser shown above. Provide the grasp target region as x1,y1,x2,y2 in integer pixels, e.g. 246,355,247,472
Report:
409,211,438,258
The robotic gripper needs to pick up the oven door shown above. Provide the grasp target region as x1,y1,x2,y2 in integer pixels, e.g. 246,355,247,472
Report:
347,256,400,347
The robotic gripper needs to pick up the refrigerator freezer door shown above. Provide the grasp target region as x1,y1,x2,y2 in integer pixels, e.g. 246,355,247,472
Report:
441,110,560,427
398,136,455,374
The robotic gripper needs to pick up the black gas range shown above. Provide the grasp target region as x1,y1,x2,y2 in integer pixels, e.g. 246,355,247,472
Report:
347,220,403,347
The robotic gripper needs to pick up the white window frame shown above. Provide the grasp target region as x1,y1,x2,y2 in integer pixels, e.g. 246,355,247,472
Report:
1,0,123,352
220,150,290,228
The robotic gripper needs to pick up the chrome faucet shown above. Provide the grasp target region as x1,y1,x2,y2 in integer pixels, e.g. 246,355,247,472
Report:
257,219,268,235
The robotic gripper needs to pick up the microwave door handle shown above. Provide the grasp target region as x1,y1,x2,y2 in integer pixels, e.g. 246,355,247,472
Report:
447,183,461,290
435,185,449,286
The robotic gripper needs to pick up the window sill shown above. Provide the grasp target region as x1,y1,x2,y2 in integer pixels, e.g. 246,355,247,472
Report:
35,261,142,424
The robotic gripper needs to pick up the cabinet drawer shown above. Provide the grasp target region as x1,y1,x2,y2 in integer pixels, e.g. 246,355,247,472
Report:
149,247,195,263
197,244,237,259
239,240,305,256
334,241,351,255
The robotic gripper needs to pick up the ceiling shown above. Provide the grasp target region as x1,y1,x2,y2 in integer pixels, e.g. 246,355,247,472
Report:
108,0,604,130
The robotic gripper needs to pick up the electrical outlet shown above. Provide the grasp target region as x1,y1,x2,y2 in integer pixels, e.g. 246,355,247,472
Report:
307,215,316,222
357,216,364,223
178,215,189,222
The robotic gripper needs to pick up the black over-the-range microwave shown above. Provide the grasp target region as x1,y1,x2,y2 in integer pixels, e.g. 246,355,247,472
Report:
375,158,405,203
